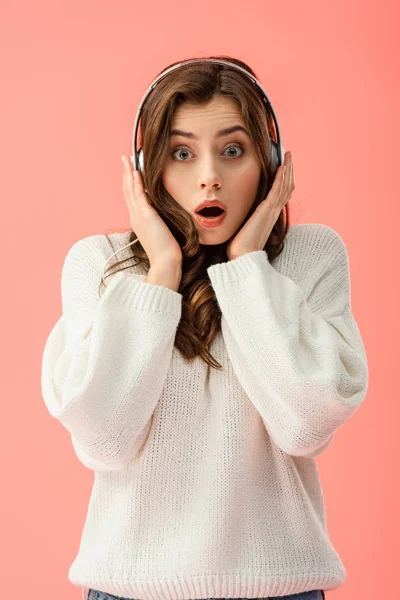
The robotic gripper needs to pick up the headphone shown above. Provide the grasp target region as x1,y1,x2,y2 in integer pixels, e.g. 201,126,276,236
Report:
101,58,285,286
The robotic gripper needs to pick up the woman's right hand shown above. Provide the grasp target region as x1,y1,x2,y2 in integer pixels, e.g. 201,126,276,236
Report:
121,155,183,267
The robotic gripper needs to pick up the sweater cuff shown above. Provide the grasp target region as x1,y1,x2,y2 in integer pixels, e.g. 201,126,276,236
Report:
103,271,182,318
207,250,272,285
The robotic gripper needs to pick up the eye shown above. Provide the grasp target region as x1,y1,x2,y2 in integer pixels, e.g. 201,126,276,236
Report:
171,143,245,162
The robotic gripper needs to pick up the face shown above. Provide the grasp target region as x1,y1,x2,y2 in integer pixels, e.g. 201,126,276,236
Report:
161,95,262,245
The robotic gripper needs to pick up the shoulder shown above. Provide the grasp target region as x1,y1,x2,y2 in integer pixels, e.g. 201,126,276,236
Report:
60,230,148,300
60,230,146,310
286,222,347,252
63,230,130,265
282,222,348,265
62,230,146,276
274,223,349,296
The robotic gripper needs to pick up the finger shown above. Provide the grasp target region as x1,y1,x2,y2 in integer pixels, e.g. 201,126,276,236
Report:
280,159,294,208
283,156,294,198
275,165,286,195
290,157,295,189
257,166,284,214
289,162,293,192
281,166,289,196
260,166,284,212
122,172,133,212
280,152,292,191
125,162,135,195
122,165,136,211
131,170,152,206
122,156,136,193
283,152,293,192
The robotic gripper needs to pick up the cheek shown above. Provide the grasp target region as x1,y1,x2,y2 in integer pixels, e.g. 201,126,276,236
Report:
161,169,174,197
160,166,169,188
161,166,182,195
161,169,189,212
234,164,261,198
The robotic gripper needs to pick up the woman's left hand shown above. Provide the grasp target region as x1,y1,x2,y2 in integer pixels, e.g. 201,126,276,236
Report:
226,151,294,261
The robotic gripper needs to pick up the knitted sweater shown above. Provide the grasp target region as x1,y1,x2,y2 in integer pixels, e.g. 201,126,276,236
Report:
41,223,369,599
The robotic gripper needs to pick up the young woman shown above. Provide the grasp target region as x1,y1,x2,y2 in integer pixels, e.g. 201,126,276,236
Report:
41,55,369,600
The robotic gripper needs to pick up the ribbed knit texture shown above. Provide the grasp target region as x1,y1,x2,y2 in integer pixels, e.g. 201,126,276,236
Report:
41,223,369,599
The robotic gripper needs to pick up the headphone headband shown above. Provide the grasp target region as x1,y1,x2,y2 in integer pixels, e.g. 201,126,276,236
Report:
130,58,284,173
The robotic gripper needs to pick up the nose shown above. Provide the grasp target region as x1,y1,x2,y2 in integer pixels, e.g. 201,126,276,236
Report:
198,158,222,193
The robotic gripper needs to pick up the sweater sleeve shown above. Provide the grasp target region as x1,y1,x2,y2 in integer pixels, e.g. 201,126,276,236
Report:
206,225,369,458
41,235,182,471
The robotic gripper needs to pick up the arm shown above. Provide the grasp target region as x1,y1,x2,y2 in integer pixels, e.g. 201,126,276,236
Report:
207,224,369,458
41,235,182,471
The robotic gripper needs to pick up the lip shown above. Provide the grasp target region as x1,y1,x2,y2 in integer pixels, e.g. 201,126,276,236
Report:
194,211,227,229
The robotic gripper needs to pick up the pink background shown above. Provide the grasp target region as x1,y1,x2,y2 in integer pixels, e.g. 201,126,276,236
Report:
1,0,398,598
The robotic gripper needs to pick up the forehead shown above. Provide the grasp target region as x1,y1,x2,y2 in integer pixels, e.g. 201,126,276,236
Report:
170,97,249,140
171,96,244,126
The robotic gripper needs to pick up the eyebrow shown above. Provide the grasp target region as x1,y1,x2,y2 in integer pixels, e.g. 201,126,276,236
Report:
169,125,250,140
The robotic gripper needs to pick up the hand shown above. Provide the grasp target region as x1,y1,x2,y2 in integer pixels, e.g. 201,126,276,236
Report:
121,155,183,266
226,151,295,261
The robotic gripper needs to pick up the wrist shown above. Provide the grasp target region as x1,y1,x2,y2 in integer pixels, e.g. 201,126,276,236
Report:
146,261,182,292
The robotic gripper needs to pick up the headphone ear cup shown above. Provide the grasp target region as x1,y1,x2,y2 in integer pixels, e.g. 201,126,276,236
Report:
269,139,279,181
137,147,144,174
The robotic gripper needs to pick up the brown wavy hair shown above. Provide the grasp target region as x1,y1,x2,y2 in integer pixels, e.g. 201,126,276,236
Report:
99,54,291,370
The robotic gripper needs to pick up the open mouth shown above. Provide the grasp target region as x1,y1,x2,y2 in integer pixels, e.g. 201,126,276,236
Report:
196,206,225,218
194,206,227,229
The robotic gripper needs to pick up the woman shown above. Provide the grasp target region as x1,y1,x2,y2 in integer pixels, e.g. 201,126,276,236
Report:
41,55,369,600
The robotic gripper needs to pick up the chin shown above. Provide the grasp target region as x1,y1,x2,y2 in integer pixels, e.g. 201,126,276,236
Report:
198,234,232,248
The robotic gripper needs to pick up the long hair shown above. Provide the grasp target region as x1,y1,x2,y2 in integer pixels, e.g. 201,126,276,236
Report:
99,55,291,370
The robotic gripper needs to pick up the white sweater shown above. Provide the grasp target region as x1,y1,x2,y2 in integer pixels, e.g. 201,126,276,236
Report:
41,223,369,599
